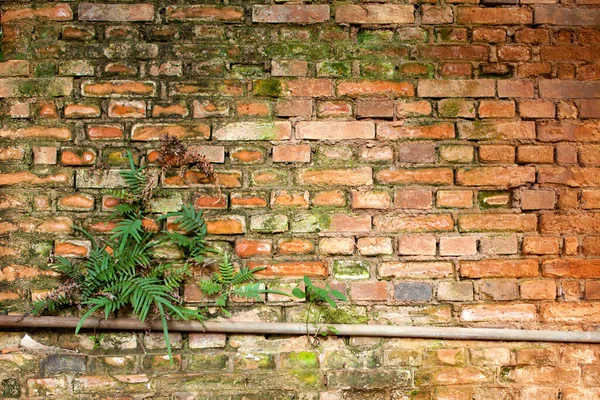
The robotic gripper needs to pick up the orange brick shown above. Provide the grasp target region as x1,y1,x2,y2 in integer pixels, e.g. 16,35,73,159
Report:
351,281,388,301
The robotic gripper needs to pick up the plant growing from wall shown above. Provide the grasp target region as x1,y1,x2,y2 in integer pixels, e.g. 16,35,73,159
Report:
292,276,347,343
32,152,208,360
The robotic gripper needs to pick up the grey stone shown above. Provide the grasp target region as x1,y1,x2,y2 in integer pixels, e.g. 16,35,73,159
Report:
394,282,432,302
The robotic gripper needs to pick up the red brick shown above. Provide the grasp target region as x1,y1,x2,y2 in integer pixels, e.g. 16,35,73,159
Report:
206,216,245,235
456,7,532,25
236,101,271,117
357,237,394,256
272,60,308,77
82,81,156,97
419,45,488,61
54,241,90,258
497,46,531,62
540,303,600,324
251,261,327,278
166,5,244,22
1,3,73,22
538,166,600,187
398,235,436,256
472,28,506,43
335,4,414,24
325,213,371,233
317,101,352,118
337,80,414,98
235,239,272,258
439,63,473,78
478,100,515,118
108,100,146,118
518,100,555,118
419,79,494,97
297,121,374,140
543,259,600,279
458,214,537,232
377,122,454,140
351,281,388,301
374,214,454,232
460,304,537,322
581,100,600,119
439,237,477,256
539,80,600,98
312,190,346,207
456,166,535,187
230,148,264,164
357,100,394,119
461,259,538,278
193,194,227,209
394,189,432,209
534,6,600,26
422,6,453,24
0,126,71,141
521,190,556,210
273,145,311,163
213,122,290,141
538,122,600,142
275,99,312,117
478,145,514,163
277,239,314,255
0,171,71,187
131,123,209,141
459,121,535,140
497,80,534,98
230,193,268,208
520,280,556,300
65,103,101,118
78,3,154,21
298,167,372,186
376,168,453,186
437,190,473,208
252,5,329,24
285,79,333,97
522,236,560,255
271,190,309,208
319,237,355,255
0,60,29,77
396,100,432,117
351,190,391,210
378,261,454,279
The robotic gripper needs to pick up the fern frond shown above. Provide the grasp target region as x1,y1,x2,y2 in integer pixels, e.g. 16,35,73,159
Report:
230,267,262,286
199,279,222,296
110,219,143,253
232,282,263,302
160,205,204,233
216,253,235,284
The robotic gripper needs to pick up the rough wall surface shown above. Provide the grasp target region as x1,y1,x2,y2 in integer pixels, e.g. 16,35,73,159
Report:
1,0,600,397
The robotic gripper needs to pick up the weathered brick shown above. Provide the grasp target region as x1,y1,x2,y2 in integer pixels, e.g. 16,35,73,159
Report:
2,4,73,22
335,5,415,24
439,236,477,256
337,80,414,98
418,79,495,98
82,80,156,97
534,5,600,26
298,167,372,186
78,3,154,21
375,214,454,232
456,7,532,25
166,5,244,22
458,214,537,232
377,122,455,140
539,80,600,99
297,121,374,140
376,168,453,185
253,5,330,24
460,304,537,322
456,166,535,187
460,259,538,278
398,235,436,256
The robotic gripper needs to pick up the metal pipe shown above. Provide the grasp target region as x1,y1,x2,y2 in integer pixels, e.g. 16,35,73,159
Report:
1,315,599,343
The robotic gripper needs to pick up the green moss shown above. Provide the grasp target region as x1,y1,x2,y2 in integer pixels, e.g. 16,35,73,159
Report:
478,190,512,209
317,61,351,78
253,79,282,97
358,29,393,45
333,260,370,280
231,64,265,78
34,63,55,77
318,305,368,325
1,378,20,398
287,352,319,368
438,99,462,117
360,61,396,79
266,43,329,60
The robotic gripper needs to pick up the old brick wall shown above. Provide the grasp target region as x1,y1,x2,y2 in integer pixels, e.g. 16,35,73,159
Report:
1,0,600,398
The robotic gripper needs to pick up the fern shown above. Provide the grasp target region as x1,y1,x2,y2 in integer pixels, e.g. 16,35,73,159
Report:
197,253,293,314
33,150,208,362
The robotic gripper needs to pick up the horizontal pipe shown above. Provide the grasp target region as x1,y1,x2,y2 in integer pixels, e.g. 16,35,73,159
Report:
1,315,600,343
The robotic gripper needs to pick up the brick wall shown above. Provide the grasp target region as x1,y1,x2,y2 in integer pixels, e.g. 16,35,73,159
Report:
1,0,600,397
